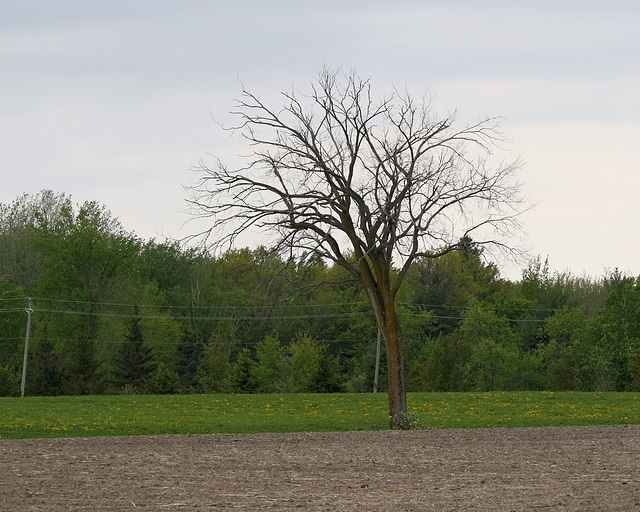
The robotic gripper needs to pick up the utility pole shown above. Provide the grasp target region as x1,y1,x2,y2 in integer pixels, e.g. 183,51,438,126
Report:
20,298,33,397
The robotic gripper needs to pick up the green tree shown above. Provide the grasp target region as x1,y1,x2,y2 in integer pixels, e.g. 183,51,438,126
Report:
459,301,520,390
0,191,69,291
307,348,344,393
26,334,63,396
62,331,102,395
230,348,258,393
409,241,501,336
597,277,640,390
629,348,640,391
137,240,198,307
197,337,231,393
144,362,181,394
174,327,204,391
253,334,286,393
408,333,469,391
0,364,19,396
141,313,181,367
112,307,154,390
282,333,343,393
0,277,27,365
537,309,587,390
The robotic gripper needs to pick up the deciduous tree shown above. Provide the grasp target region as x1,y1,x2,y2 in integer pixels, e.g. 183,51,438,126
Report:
191,69,525,426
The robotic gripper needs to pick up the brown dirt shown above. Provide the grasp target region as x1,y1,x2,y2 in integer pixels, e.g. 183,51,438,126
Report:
1,425,640,511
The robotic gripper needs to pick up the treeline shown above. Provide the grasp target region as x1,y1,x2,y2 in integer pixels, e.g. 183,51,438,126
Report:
1,191,639,396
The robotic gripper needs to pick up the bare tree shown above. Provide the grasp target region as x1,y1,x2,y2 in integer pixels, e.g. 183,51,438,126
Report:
189,68,525,428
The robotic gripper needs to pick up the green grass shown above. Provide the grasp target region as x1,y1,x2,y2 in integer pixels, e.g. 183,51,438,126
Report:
0,391,638,439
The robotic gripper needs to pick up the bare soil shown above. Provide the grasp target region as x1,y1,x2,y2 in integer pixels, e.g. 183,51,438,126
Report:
2,425,640,511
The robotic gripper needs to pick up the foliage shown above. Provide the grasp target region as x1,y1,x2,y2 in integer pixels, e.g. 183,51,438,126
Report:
62,332,103,395
459,301,520,390
409,247,501,336
0,277,26,365
597,277,640,390
144,362,181,394
26,335,63,396
408,333,469,391
197,338,231,393
253,334,286,393
390,411,424,430
174,327,204,391
282,333,344,393
3,190,640,400
0,364,20,397
537,309,587,390
230,348,258,393
112,307,154,389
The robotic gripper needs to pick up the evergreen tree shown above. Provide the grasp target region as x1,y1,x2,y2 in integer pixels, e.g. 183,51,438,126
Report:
253,334,285,392
230,348,258,393
174,327,204,391
113,306,154,390
307,350,344,393
144,362,181,394
197,337,231,393
0,364,19,397
63,331,102,395
408,333,469,392
283,333,344,393
27,335,63,396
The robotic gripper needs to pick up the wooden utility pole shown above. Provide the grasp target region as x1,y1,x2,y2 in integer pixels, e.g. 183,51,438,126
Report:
20,298,33,397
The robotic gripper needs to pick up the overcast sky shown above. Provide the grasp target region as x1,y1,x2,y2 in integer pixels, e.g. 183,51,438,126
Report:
2,1,639,280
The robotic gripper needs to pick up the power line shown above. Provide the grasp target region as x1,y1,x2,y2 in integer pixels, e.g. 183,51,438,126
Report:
25,296,605,314
24,306,549,324
0,296,599,324
35,307,375,322
30,296,373,311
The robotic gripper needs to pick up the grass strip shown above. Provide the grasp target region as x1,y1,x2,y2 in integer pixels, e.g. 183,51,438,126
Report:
0,391,638,439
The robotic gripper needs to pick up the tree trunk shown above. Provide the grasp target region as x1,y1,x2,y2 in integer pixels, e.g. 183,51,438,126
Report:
381,301,407,429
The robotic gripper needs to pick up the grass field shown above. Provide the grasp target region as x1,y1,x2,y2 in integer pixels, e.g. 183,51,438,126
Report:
1,391,638,439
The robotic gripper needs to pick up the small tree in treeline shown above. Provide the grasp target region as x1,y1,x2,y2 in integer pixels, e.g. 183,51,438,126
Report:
231,348,259,393
278,333,344,393
197,337,232,393
113,306,154,391
459,301,519,391
27,336,63,396
0,364,19,397
253,334,286,393
63,330,102,395
144,362,181,394
174,327,204,391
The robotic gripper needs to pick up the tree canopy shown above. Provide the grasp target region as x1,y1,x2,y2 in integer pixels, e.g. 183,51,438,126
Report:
0,190,639,406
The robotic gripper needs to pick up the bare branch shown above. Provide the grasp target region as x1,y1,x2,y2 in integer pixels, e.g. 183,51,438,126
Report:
189,68,526,296
188,67,528,423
